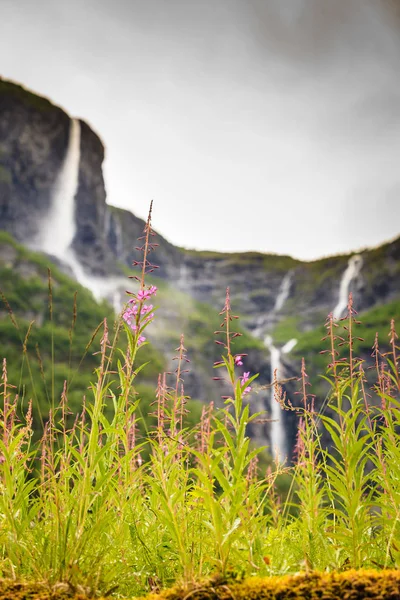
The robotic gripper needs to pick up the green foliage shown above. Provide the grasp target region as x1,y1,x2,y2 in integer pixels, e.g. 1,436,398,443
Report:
0,78,56,112
179,248,299,270
1,228,400,598
0,166,11,184
0,234,166,437
270,315,302,345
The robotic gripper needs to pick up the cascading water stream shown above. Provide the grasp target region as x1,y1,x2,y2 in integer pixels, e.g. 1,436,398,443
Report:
41,118,81,258
39,117,127,311
263,335,297,460
332,254,363,319
274,271,292,312
264,335,286,459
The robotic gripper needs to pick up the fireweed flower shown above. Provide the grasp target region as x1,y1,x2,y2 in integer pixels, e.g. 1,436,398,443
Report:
123,198,158,345
241,371,252,395
234,355,243,366
123,290,157,346
241,371,250,384
137,285,158,301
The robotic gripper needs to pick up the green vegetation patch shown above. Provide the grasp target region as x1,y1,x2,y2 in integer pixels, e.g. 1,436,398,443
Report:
0,234,166,431
0,78,58,113
0,164,11,184
181,248,299,271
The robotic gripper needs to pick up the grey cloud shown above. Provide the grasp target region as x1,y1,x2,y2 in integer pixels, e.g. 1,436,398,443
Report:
0,0,399,259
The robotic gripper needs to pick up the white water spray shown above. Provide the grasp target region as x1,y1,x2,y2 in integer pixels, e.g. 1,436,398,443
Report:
332,254,363,319
282,338,297,354
104,209,124,259
264,335,286,460
274,271,292,312
62,254,128,312
41,119,81,257
263,335,298,460
38,118,127,312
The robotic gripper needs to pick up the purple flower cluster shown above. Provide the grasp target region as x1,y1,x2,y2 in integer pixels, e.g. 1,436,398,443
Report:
123,285,157,346
234,355,252,395
137,285,157,301
240,371,252,395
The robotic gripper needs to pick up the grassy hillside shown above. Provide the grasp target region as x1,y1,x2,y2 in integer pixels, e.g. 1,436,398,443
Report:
0,232,263,436
1,228,398,437
0,231,166,432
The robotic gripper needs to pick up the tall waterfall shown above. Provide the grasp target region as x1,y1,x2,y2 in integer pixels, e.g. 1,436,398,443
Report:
39,117,127,311
332,254,363,319
41,119,81,258
263,335,298,460
264,335,286,460
274,271,292,312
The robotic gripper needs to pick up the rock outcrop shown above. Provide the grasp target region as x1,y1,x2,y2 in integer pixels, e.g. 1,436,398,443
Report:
0,79,70,243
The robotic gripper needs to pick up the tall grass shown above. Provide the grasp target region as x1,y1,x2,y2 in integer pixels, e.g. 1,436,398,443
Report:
0,206,399,597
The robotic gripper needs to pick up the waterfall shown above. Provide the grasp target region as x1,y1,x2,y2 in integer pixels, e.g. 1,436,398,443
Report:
104,209,124,259
115,217,124,259
263,335,298,460
177,261,191,292
112,289,124,314
282,338,297,354
264,335,286,460
63,256,127,310
38,117,127,312
41,118,81,257
332,254,363,319
274,271,292,312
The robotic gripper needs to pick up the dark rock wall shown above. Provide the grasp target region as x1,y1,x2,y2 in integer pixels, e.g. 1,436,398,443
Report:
0,79,69,243
73,119,117,275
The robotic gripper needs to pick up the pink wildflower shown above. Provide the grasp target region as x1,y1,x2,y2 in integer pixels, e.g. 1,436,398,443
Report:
235,355,243,366
137,286,158,301
240,371,252,395
241,371,250,384
141,304,154,315
123,306,138,327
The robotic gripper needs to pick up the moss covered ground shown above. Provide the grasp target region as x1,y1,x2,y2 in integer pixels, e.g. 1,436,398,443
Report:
2,570,399,600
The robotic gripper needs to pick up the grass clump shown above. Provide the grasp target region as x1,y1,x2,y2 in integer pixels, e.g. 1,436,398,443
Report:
0,205,399,599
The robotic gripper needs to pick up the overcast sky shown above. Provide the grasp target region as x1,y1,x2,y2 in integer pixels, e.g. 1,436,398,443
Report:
1,0,400,260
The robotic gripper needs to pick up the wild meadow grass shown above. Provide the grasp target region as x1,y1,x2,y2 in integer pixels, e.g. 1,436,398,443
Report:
0,205,399,598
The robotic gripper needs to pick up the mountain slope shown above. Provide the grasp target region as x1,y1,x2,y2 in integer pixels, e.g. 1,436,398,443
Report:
0,77,399,456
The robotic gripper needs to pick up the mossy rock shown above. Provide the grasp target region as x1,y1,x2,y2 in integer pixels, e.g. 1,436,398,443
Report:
1,570,400,599
0,579,91,599
138,570,400,600
0,164,11,184
0,78,56,112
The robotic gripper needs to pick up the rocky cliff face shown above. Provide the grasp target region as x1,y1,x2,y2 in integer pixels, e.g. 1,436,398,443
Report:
0,79,69,243
0,79,119,277
1,78,399,458
74,120,119,276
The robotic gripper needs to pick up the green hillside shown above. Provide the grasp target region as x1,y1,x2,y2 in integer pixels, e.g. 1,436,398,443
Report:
0,232,262,438
0,231,166,432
